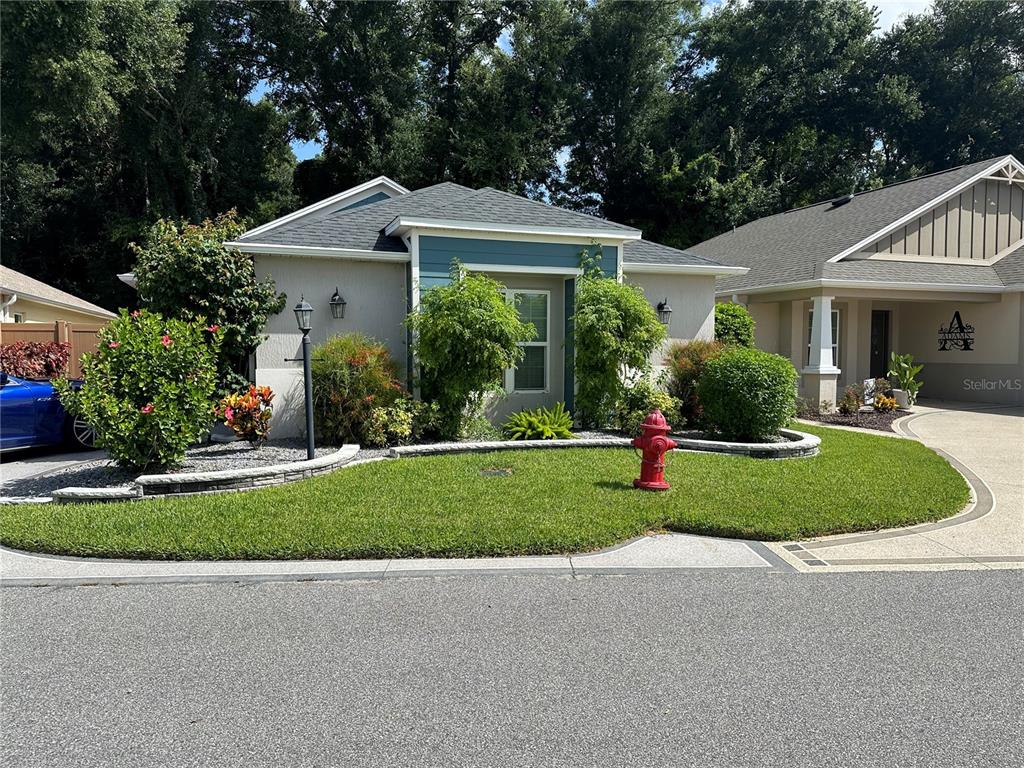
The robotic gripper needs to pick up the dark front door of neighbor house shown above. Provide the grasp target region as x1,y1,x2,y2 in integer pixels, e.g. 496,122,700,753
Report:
870,310,891,379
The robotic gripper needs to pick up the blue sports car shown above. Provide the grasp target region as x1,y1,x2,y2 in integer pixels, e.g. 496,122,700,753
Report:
0,373,95,453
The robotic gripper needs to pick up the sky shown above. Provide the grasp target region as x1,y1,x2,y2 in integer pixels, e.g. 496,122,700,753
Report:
251,1,934,164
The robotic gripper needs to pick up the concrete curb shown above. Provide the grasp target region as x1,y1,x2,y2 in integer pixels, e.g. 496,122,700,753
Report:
0,532,782,588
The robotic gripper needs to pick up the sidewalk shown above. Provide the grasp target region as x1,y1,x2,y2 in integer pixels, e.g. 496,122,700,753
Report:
0,533,781,587
772,403,1024,572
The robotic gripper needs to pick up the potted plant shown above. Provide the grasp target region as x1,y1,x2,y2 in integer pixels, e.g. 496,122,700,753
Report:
887,352,924,409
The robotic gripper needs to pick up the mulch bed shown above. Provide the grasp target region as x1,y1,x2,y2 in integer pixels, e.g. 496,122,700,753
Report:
803,409,906,433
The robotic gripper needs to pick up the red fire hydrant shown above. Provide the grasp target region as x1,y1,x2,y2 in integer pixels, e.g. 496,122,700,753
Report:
632,409,677,491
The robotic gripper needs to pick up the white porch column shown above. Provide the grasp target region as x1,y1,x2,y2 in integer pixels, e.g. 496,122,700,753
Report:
802,295,841,411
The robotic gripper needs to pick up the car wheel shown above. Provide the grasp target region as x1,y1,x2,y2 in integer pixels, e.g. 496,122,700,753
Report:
68,415,96,449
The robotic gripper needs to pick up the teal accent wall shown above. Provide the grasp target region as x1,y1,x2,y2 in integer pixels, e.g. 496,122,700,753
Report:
418,236,616,289
341,191,390,211
563,278,575,413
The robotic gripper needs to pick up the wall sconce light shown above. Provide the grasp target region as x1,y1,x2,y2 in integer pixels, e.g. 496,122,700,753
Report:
329,287,347,319
656,298,673,325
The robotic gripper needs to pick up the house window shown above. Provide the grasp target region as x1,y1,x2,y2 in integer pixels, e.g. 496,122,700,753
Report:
505,290,549,392
807,309,840,367
12,313,24,324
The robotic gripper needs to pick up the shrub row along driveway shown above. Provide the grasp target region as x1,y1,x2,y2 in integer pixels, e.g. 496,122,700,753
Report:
0,426,969,561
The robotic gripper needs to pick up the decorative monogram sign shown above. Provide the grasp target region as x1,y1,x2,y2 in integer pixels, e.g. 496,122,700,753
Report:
938,311,974,351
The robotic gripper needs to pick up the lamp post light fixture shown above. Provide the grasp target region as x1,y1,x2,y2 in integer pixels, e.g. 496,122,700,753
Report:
329,287,347,319
656,298,673,325
293,295,316,460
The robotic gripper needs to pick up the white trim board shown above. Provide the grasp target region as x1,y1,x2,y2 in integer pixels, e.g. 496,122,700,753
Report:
236,176,409,241
715,278,1008,298
385,216,641,242
829,154,1024,264
624,262,749,277
226,242,410,262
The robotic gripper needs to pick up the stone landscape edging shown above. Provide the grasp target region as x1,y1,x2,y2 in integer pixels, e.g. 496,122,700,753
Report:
389,428,820,460
44,429,820,505
50,445,360,503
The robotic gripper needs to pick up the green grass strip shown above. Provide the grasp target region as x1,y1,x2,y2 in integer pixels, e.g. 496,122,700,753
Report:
0,426,969,560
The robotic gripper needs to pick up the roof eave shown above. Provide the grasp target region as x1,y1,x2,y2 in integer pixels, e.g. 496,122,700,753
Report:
714,278,1008,297
225,241,410,262
384,216,642,241
625,263,749,277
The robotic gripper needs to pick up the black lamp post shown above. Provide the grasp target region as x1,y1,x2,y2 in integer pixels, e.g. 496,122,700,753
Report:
329,287,346,319
293,296,315,460
656,298,673,325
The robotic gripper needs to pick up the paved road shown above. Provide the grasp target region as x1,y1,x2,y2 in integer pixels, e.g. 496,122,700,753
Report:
3,571,1022,767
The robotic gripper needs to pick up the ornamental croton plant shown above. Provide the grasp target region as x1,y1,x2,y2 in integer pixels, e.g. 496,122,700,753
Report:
216,385,275,446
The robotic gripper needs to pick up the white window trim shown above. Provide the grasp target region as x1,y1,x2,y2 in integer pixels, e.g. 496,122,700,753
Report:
503,289,551,394
807,308,840,368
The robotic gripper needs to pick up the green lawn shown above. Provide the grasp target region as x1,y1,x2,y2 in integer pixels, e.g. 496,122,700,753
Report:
0,426,969,560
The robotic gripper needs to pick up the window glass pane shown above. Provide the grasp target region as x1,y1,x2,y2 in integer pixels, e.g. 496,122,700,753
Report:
514,346,545,390
515,293,547,341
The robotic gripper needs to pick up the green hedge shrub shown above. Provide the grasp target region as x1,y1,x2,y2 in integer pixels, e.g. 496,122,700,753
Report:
614,377,683,437
714,303,755,347
573,259,666,427
503,402,574,440
363,398,442,448
131,211,287,393
697,347,797,441
407,262,534,439
55,310,221,469
312,333,405,445
664,339,723,424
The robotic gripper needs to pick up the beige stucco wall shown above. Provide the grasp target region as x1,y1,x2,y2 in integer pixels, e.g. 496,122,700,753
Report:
253,255,730,435
742,292,1023,405
1,295,112,325
746,302,780,354
625,273,716,371
895,292,1022,403
253,254,409,438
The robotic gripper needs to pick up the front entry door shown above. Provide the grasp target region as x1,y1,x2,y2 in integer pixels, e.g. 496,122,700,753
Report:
870,310,891,379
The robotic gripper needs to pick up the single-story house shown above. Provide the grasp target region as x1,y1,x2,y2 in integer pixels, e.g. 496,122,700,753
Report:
226,177,746,436
0,265,116,325
688,154,1024,407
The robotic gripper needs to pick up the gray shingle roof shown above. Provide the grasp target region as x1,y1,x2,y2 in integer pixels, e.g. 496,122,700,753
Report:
237,182,475,251
994,242,1024,286
822,258,1005,287
418,187,640,233
622,239,726,267
688,156,1013,292
0,265,115,317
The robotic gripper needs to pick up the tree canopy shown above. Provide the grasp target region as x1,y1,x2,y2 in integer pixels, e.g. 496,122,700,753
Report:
4,0,1022,310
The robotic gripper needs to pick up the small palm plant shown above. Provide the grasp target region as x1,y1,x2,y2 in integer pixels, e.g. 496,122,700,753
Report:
887,352,924,405
503,402,575,440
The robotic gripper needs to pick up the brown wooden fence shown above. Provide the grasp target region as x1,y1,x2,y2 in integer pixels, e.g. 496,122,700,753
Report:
0,321,104,378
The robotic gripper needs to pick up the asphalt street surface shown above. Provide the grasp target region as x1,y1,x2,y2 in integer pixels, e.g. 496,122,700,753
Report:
3,570,1022,767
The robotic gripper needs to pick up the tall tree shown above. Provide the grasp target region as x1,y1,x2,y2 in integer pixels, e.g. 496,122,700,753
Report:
874,0,1024,174
680,0,893,212
1,0,297,310
240,0,422,197
558,0,697,223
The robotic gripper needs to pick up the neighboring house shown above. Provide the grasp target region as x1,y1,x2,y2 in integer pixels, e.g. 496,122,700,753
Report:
226,177,746,436
689,155,1024,407
0,266,116,325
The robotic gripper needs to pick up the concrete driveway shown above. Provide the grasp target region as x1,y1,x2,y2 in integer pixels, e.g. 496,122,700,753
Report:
774,403,1024,571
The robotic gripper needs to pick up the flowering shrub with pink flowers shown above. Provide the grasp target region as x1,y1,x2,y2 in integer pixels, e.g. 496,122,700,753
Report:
56,310,221,469
216,385,274,446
